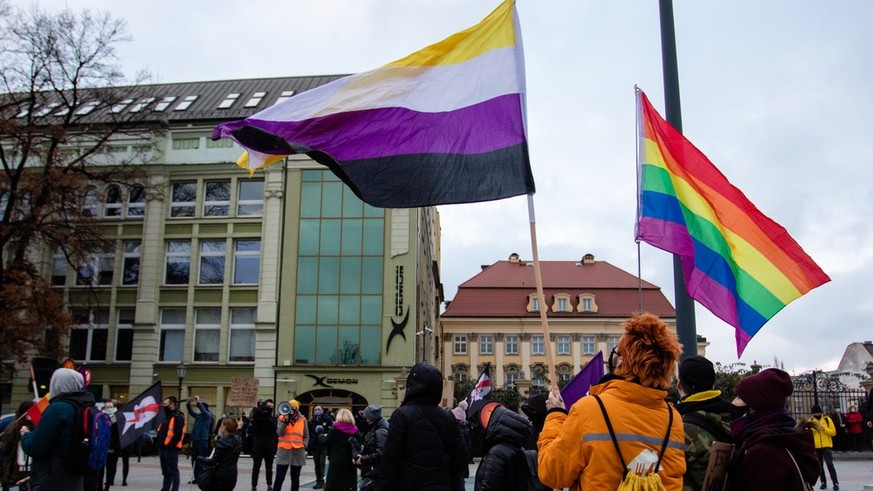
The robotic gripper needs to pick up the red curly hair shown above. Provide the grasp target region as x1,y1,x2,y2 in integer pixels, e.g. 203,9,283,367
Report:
613,313,682,390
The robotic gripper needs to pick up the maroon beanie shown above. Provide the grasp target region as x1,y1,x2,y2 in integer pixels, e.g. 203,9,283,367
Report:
735,368,793,411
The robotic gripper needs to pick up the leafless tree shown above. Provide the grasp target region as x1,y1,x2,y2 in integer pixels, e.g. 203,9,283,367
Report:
0,3,157,361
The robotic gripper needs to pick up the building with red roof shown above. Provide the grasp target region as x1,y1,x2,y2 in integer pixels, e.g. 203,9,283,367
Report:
440,253,706,389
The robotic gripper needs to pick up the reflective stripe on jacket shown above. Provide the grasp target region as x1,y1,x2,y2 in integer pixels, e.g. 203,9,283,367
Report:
278,417,306,450
538,379,686,491
160,414,187,449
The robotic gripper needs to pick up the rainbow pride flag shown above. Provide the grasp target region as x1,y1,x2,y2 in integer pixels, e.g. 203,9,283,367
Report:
212,0,534,208
635,89,830,355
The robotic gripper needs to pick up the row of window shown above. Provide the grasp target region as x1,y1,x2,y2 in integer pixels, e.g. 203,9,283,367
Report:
71,179,266,221
452,363,576,386
83,184,145,219
69,307,257,364
165,239,261,285
527,293,598,313
52,238,262,287
170,180,264,218
453,334,620,356
15,89,297,118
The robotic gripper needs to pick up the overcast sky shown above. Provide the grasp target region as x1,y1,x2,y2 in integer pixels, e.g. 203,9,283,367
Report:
17,0,873,375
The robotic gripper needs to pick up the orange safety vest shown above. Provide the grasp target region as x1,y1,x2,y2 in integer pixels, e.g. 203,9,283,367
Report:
159,415,187,449
278,417,306,450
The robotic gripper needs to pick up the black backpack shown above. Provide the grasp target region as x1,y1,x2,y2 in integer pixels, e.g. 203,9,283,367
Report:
514,447,550,491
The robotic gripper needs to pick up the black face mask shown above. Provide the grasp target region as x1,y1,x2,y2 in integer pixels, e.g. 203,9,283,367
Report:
730,404,750,420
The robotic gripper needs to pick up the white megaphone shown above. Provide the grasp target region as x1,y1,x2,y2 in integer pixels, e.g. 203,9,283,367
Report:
277,401,294,415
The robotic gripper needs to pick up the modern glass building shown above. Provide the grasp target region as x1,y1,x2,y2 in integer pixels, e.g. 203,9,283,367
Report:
3,77,442,416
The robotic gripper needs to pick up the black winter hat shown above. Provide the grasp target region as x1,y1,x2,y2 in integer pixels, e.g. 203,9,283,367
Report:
679,356,716,393
811,404,823,414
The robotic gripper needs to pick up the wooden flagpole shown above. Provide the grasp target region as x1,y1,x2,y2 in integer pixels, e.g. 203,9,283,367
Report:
527,195,558,385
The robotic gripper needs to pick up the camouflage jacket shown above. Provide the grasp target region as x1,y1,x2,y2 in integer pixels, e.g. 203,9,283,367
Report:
677,391,734,491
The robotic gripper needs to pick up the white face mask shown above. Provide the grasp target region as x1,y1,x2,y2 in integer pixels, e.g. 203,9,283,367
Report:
104,408,117,415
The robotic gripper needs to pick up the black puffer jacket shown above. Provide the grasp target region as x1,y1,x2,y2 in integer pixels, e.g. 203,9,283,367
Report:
475,405,532,491
200,432,242,491
249,406,278,453
378,363,469,491
358,417,389,480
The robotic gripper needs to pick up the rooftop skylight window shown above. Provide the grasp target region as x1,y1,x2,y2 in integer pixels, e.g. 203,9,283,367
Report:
218,93,240,109
74,101,100,115
129,97,155,113
274,90,296,105
154,96,177,112
34,103,60,117
174,95,198,111
111,99,133,113
244,92,267,108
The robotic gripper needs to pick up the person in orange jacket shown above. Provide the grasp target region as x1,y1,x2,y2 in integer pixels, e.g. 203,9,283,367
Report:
273,400,308,491
537,313,686,490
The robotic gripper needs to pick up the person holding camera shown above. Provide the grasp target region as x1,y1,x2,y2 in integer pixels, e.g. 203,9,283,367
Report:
197,416,242,491
250,399,278,491
273,400,308,491
307,405,333,489
186,396,214,485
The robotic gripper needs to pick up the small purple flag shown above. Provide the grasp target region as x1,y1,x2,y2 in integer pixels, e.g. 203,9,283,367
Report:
561,351,604,408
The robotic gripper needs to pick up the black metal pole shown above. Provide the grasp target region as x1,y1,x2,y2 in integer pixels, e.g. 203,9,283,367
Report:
177,376,183,401
659,0,697,361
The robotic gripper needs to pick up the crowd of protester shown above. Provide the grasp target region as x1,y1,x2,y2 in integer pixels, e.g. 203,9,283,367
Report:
5,312,873,491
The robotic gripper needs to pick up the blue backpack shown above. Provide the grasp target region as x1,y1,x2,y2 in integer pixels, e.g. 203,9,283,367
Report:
61,404,111,473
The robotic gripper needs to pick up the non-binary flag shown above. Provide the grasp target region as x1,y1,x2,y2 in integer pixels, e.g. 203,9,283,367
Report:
115,382,165,449
635,89,830,356
212,0,534,208
560,351,604,408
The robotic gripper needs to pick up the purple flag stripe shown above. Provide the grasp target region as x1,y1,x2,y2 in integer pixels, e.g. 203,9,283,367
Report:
640,216,744,328
636,217,695,256
216,94,525,161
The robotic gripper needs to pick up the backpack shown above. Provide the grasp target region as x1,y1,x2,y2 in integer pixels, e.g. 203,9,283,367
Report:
682,411,731,444
683,411,734,490
593,395,674,491
61,403,111,474
514,447,550,491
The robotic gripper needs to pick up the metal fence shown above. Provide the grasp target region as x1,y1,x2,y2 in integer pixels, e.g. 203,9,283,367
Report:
789,388,868,416
790,371,872,452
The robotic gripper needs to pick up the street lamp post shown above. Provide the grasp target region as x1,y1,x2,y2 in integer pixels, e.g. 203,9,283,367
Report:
415,324,433,363
176,363,187,401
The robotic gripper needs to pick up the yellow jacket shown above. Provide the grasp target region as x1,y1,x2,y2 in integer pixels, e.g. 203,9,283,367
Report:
808,415,836,449
537,379,686,491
